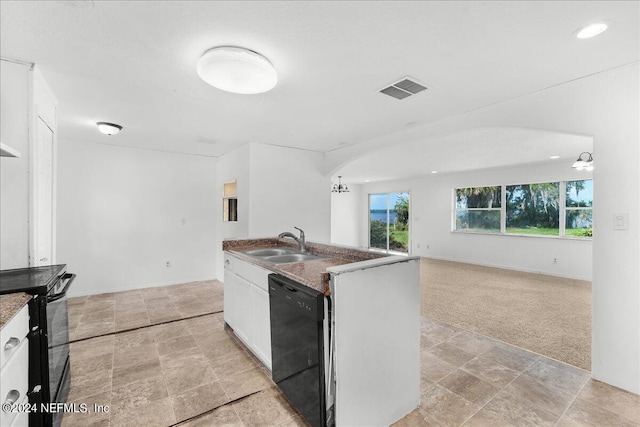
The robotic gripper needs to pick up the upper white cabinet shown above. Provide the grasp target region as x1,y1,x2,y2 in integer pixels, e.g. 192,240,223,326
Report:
0,60,59,269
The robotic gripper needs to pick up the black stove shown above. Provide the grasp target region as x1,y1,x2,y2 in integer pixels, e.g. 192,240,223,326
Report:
1,265,75,427
0,265,67,295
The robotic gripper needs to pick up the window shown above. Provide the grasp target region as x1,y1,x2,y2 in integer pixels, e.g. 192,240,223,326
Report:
223,180,238,222
506,182,560,236
454,179,593,238
565,180,593,237
369,192,410,253
455,186,501,233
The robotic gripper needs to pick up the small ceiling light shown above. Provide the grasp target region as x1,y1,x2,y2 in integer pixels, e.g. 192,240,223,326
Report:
576,22,608,39
431,170,438,174
197,46,277,94
96,122,122,135
550,155,560,159
572,152,594,171
332,176,350,193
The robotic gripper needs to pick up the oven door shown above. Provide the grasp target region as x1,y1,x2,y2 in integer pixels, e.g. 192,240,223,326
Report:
47,273,75,422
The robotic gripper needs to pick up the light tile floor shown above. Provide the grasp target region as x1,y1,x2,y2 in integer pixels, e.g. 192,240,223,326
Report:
63,281,640,427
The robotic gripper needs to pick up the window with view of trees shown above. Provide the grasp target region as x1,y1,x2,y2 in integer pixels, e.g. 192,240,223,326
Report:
369,192,410,253
455,186,501,233
506,182,560,236
565,180,593,237
454,179,592,238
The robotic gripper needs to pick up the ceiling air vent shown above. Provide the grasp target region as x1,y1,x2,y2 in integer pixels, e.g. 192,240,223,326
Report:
379,77,428,100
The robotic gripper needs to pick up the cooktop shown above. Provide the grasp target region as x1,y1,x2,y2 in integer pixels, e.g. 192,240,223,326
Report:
0,265,67,295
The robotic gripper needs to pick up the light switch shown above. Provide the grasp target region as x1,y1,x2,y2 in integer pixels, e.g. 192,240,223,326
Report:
181,218,187,226
613,213,628,231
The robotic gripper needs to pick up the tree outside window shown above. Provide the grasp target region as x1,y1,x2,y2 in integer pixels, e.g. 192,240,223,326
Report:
566,180,593,237
454,179,593,238
455,186,501,233
506,182,560,236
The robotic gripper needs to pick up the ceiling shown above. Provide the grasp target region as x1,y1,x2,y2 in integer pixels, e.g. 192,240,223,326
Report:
1,1,638,169
335,128,593,183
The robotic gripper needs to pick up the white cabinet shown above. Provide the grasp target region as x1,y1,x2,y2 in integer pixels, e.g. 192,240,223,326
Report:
223,253,272,369
0,60,58,269
0,304,30,427
227,271,251,345
250,284,271,365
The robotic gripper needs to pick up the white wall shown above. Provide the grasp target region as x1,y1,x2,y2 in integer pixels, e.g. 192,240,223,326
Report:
340,162,594,280
214,143,250,278
57,140,217,297
0,61,30,269
213,142,332,280
331,183,362,248
248,142,331,241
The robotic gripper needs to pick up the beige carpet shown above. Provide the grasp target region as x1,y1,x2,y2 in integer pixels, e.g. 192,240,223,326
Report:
420,258,592,371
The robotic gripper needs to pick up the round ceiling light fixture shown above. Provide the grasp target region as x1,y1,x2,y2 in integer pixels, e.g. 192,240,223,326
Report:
96,122,122,135
576,22,608,39
196,46,278,94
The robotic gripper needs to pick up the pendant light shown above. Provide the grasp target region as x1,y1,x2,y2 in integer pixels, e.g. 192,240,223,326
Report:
332,176,350,193
571,152,594,171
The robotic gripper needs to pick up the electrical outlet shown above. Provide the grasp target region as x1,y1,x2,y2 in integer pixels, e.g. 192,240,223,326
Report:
416,243,421,248
553,258,557,264
166,261,171,268
426,244,430,249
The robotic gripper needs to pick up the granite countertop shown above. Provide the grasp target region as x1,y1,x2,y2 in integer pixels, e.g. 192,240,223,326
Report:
223,238,386,294
0,293,31,329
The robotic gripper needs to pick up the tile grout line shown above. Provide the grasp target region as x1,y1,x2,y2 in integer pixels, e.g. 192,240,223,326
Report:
457,354,541,426
424,315,592,374
68,310,224,344
424,330,503,425
168,387,272,426
552,376,590,427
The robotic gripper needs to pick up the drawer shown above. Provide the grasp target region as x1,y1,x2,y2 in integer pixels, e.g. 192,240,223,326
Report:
224,253,270,291
0,304,29,370
0,340,29,427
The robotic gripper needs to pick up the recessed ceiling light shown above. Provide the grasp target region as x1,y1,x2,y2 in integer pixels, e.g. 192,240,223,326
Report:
550,155,560,159
364,179,370,182
197,46,277,94
576,22,608,39
431,171,438,174
96,122,122,135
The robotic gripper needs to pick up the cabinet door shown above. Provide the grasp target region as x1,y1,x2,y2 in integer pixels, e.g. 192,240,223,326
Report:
250,285,272,369
231,272,251,346
223,268,236,328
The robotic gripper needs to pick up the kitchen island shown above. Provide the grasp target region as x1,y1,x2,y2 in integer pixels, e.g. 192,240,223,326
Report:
223,237,420,427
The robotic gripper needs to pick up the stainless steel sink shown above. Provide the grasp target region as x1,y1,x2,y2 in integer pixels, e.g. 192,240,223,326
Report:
262,253,329,264
242,248,299,257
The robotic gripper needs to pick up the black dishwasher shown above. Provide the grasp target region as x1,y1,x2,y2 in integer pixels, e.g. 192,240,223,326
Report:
269,274,328,427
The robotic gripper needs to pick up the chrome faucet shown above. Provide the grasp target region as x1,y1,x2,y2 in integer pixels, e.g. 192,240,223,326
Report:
278,227,306,252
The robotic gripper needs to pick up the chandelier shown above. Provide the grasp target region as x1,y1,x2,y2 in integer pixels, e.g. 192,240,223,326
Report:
332,176,350,193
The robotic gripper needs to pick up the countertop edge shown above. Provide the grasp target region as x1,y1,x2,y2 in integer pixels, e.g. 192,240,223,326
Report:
223,238,389,294
0,292,31,330
326,255,420,275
